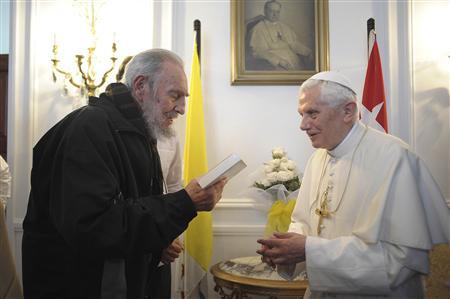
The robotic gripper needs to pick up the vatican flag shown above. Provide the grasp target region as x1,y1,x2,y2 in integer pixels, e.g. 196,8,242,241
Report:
181,34,212,298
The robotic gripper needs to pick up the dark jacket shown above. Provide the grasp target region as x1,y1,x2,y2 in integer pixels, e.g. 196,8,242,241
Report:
22,84,196,298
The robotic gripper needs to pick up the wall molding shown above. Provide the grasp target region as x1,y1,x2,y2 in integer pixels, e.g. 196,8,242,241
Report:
386,0,414,145
152,0,174,49
215,197,257,209
213,224,264,236
7,0,36,246
15,196,449,231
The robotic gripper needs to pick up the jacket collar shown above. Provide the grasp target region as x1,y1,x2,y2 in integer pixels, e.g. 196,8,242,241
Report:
89,83,153,142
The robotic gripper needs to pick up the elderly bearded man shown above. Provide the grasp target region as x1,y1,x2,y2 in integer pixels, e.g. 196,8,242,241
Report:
22,49,227,299
257,71,449,298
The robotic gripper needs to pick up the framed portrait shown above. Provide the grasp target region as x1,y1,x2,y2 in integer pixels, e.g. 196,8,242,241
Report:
231,0,329,85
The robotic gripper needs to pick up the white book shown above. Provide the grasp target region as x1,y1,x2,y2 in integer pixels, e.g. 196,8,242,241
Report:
198,154,247,188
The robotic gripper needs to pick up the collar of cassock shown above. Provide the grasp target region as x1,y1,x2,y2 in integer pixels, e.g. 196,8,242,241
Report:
327,121,365,159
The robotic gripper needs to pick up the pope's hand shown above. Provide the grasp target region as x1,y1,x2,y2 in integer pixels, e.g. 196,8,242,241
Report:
185,178,227,211
257,235,276,268
256,232,306,265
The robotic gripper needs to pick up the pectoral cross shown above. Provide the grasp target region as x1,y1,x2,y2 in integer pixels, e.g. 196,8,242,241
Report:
277,31,282,40
315,186,330,235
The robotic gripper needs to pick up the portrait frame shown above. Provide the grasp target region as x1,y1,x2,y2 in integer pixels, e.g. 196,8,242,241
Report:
231,0,329,85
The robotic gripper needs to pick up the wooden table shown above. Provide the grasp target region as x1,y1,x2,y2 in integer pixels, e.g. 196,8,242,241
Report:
210,258,308,299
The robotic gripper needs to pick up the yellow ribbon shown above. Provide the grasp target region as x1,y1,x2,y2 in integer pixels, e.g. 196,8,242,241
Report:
264,199,296,237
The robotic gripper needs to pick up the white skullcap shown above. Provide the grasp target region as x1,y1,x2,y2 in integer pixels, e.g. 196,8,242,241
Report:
309,71,356,95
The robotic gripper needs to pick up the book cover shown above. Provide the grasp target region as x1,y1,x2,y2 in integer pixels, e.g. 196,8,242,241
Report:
198,154,246,188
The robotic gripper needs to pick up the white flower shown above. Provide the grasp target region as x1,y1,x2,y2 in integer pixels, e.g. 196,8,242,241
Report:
268,159,281,168
279,161,290,171
277,170,294,182
286,160,296,171
272,147,285,159
264,164,274,173
280,157,288,163
266,172,278,183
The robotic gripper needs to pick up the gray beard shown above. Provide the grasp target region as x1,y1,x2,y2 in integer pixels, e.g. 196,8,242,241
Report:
141,99,176,140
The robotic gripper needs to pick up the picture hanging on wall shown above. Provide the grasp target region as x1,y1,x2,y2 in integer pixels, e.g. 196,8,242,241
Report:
231,0,329,85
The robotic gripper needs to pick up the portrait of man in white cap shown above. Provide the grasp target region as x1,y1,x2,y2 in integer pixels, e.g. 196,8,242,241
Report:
257,71,450,298
244,0,315,71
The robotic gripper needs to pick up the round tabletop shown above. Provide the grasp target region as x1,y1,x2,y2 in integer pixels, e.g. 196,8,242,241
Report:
210,256,308,298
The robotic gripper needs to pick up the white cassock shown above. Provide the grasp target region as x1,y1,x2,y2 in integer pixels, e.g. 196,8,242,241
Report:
249,20,312,70
278,121,450,298
157,135,184,296
157,135,183,194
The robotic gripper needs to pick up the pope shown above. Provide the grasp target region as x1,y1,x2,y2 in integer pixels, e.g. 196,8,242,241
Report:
257,71,450,298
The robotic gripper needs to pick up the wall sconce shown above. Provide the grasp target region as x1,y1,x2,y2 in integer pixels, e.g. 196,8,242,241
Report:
51,1,118,98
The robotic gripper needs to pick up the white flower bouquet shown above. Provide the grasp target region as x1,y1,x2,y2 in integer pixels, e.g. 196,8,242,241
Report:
253,147,301,192
242,147,302,236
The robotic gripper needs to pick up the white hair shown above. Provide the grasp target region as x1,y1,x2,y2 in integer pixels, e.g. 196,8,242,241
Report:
124,49,183,139
124,49,184,91
300,78,357,106
265,0,281,11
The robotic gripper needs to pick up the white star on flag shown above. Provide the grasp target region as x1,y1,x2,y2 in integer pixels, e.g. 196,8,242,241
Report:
361,101,385,133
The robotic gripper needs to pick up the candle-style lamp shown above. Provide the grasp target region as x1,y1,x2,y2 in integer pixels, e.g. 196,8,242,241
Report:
51,0,118,97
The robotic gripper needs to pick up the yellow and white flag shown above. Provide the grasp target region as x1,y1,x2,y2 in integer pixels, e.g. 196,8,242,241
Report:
181,34,212,299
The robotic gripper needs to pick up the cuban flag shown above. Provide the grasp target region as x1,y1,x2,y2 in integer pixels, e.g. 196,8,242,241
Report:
361,38,388,133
